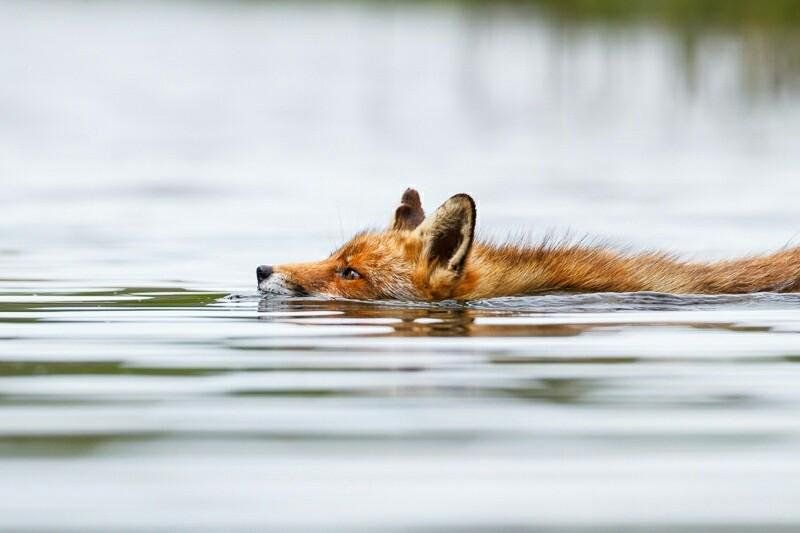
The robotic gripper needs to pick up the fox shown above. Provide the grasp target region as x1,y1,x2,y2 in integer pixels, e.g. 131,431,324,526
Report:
257,188,800,301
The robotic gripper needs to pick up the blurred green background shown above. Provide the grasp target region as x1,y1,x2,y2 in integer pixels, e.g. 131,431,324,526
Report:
441,0,800,97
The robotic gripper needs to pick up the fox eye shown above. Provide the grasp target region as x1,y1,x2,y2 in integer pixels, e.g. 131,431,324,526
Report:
340,267,361,280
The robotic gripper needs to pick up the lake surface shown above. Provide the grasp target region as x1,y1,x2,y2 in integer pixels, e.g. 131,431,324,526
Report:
2,1,800,531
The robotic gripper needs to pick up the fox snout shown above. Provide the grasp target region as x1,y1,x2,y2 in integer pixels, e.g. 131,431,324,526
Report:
257,264,307,295
256,265,273,284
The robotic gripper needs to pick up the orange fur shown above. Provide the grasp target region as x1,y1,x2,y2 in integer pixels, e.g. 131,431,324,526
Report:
258,189,800,301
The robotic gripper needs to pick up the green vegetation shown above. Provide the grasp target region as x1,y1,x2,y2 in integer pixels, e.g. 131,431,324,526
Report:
469,0,800,99
523,0,800,28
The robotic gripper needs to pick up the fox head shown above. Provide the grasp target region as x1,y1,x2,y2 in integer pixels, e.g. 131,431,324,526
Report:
257,189,476,301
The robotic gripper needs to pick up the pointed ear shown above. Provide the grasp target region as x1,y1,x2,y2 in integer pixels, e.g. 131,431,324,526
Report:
391,188,425,230
416,193,476,273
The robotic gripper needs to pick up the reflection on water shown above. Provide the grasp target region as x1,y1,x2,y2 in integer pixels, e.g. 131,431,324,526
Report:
2,279,800,529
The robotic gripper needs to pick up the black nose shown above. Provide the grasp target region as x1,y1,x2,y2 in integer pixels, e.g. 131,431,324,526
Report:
256,265,273,283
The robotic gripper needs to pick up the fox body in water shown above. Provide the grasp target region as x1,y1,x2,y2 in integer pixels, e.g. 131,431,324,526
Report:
257,189,800,301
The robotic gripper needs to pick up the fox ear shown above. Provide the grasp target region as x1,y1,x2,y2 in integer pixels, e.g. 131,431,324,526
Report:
391,188,425,230
416,193,476,273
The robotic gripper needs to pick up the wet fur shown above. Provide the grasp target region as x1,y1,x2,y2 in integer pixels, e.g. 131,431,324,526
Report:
260,189,800,301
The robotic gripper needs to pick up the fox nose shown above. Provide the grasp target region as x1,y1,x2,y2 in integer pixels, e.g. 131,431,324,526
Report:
256,265,273,283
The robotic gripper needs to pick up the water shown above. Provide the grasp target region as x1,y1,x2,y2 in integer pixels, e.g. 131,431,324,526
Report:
2,1,800,531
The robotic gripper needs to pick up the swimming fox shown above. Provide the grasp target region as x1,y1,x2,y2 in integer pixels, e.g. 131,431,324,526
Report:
257,188,800,300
